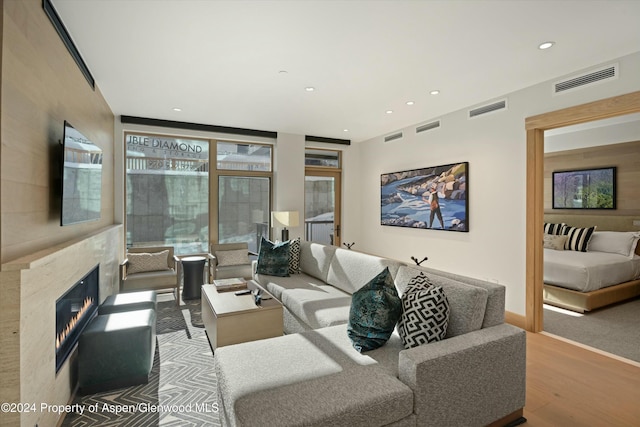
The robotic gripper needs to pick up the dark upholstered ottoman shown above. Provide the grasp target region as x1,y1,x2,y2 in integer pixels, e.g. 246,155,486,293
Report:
78,308,156,394
98,290,157,315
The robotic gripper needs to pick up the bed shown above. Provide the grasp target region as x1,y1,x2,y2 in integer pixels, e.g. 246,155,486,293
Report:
542,216,640,313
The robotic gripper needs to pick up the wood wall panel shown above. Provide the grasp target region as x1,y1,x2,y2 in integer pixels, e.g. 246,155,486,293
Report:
1,0,115,263
1,1,120,426
544,140,640,215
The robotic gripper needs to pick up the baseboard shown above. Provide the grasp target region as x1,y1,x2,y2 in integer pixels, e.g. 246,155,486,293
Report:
505,311,526,329
486,408,525,427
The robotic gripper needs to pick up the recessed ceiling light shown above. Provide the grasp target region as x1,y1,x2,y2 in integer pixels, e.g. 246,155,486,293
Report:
172,107,182,112
538,41,555,50
430,90,440,95
386,110,393,114
305,87,315,92
279,70,288,74
406,101,415,106
343,129,349,132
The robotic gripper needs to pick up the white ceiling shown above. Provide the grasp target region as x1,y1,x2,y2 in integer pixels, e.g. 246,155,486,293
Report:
50,0,640,143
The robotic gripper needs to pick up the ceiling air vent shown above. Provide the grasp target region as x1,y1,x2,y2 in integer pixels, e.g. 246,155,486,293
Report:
468,99,507,119
384,132,403,143
416,120,441,133
554,64,618,95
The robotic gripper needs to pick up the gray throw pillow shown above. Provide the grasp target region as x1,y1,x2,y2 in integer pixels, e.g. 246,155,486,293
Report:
347,267,402,353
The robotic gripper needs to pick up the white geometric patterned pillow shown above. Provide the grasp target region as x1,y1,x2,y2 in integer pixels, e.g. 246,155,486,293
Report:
288,237,301,274
398,273,450,349
127,250,170,274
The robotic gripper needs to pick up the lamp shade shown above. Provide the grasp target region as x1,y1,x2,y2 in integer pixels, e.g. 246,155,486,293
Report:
271,211,299,228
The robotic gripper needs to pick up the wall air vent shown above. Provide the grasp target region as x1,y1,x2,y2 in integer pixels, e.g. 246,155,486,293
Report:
554,64,618,95
384,132,403,143
416,120,441,133
468,99,507,119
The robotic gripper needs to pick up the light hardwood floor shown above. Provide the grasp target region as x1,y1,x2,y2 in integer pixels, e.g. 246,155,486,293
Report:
524,332,640,426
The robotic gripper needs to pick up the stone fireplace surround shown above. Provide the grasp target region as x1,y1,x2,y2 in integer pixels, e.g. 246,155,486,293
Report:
0,225,122,427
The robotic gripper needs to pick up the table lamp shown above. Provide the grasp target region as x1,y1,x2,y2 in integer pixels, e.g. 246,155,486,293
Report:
271,211,299,241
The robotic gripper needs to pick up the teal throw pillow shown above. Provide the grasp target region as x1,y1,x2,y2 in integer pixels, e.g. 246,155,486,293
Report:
256,237,291,277
347,267,402,353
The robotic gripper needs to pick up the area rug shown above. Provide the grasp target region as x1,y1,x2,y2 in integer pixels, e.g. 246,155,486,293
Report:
543,297,640,363
61,294,220,426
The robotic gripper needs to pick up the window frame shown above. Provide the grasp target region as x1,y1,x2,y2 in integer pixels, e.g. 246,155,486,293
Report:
212,140,274,245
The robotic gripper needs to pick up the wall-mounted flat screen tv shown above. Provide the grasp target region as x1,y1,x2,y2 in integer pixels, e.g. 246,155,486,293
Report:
60,121,103,226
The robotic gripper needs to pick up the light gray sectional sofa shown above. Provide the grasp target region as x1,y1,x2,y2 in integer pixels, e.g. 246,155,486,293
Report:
214,241,526,427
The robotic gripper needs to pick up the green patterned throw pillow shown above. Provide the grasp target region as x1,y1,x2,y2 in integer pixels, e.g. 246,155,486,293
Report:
347,267,402,353
256,237,291,277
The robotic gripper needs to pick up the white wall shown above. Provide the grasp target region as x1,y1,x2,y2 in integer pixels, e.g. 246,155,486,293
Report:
350,51,640,315
274,133,305,240
545,113,640,152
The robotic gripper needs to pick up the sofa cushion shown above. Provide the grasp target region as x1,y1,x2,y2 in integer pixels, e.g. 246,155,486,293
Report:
398,273,449,349
256,237,290,277
254,273,352,329
395,266,488,338
289,237,301,274
127,250,170,274
327,247,404,295
299,241,337,282
214,324,408,426
398,265,505,329
348,268,402,352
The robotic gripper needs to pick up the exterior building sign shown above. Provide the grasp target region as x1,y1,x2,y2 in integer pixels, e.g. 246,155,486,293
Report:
126,134,208,160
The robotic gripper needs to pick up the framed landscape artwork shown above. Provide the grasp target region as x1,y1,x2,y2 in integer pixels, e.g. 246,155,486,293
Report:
381,162,468,232
552,167,616,209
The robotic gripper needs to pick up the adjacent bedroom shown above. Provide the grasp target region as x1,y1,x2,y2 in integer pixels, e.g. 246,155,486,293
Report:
541,113,640,363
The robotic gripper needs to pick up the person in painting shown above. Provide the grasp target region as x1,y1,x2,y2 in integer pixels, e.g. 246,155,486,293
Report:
426,182,444,229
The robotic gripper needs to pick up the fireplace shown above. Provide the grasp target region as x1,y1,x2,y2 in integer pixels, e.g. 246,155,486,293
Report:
55,265,99,372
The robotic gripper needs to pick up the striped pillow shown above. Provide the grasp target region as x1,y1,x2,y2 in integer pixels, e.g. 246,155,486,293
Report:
564,226,596,252
544,222,567,235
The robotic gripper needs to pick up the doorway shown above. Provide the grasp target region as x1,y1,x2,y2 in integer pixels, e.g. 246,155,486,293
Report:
525,91,640,333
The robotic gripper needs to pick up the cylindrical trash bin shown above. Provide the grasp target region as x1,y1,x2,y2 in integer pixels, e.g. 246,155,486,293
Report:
181,256,206,300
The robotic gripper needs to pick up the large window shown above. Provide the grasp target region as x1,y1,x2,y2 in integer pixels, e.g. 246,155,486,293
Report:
215,141,272,253
125,133,209,254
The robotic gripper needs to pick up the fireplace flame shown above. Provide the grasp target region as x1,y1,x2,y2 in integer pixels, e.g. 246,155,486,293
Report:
55,297,93,350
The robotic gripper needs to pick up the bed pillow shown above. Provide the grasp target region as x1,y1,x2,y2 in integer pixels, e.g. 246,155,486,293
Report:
563,226,596,252
544,222,567,235
543,234,567,251
588,231,640,258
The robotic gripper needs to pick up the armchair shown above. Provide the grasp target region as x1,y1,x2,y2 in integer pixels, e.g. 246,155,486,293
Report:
120,246,179,300
210,243,255,281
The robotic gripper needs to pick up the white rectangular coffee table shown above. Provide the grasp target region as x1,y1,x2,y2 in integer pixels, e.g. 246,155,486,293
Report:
201,280,283,350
